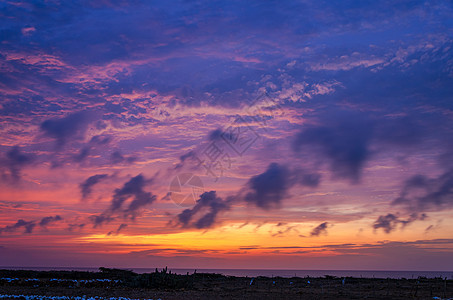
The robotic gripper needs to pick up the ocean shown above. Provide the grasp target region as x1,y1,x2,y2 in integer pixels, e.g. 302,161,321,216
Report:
2,267,452,279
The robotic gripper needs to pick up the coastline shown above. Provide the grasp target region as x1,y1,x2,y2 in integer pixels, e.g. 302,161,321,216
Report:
2,267,452,280
1,268,452,300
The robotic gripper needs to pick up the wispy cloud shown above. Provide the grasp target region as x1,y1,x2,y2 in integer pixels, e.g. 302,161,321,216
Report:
0,146,34,182
310,222,329,237
80,174,109,200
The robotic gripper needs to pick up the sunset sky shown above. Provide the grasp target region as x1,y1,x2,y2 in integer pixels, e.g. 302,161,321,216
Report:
1,0,453,271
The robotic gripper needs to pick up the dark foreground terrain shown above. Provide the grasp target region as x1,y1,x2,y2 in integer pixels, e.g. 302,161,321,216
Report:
0,268,452,300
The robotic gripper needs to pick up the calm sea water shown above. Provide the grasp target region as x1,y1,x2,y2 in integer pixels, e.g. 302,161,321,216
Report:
2,267,453,279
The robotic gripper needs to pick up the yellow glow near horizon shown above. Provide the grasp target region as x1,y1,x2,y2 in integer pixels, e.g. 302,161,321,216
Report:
74,222,376,254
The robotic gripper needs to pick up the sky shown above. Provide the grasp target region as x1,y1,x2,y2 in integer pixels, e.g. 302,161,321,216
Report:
0,0,453,271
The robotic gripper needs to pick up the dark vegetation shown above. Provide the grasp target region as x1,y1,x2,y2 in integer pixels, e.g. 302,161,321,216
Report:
0,268,452,299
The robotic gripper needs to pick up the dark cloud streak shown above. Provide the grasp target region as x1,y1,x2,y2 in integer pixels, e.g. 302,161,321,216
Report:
79,174,109,200
90,174,156,227
1,146,34,182
39,215,63,227
293,113,373,183
372,213,426,233
310,222,329,236
393,169,453,212
0,215,64,234
0,219,36,234
40,111,98,147
177,191,230,229
244,163,320,209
